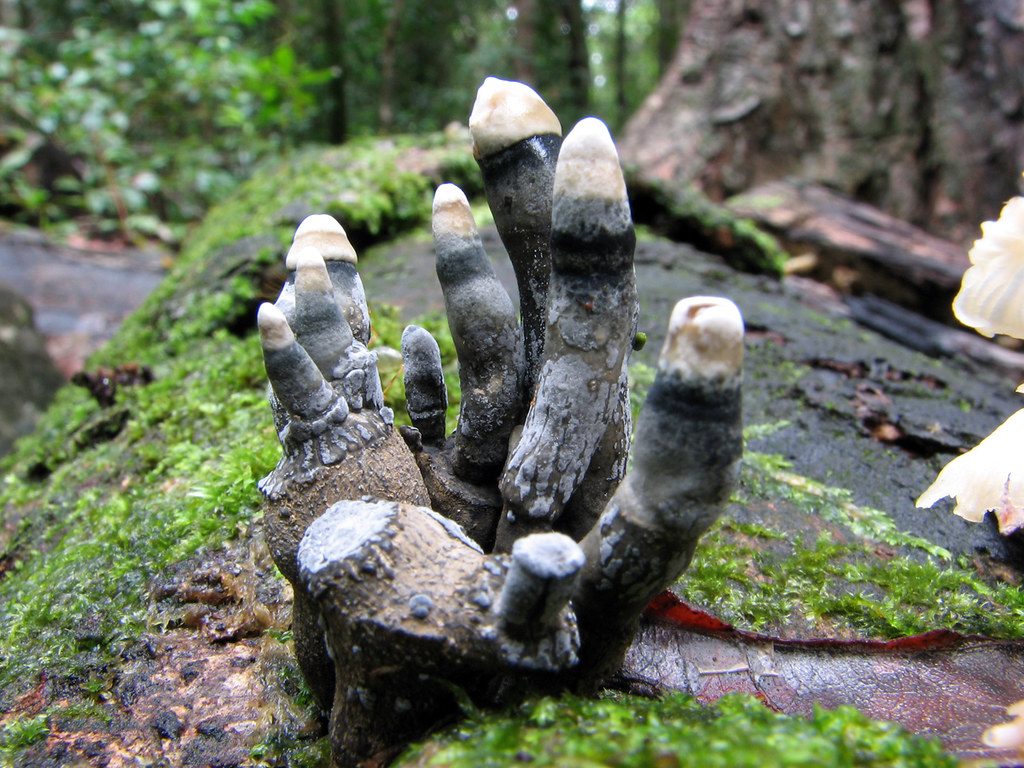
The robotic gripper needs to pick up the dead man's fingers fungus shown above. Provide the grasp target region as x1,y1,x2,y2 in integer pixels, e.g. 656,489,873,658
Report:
298,499,581,765
574,296,744,683
496,116,637,551
400,324,448,446
258,218,430,712
278,213,371,344
433,183,526,482
258,78,750,765
470,76,562,393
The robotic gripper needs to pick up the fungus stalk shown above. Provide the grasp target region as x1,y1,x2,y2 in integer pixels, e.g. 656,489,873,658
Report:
258,215,429,712
298,500,581,767
433,183,525,482
496,117,637,550
574,297,744,684
470,77,562,395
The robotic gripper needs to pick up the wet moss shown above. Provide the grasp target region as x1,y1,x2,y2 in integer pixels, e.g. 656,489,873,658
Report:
676,432,1024,640
398,692,955,768
0,333,278,692
626,174,789,276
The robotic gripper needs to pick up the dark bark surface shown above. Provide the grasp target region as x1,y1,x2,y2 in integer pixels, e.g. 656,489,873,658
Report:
620,0,1024,244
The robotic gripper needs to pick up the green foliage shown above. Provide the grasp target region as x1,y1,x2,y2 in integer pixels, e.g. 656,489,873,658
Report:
1,0,328,238
587,0,666,127
399,692,956,768
1,0,676,239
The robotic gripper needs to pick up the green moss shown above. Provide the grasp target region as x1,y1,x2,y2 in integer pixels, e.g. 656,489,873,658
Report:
398,692,955,768
0,332,279,693
0,714,49,753
251,730,332,768
0,133,481,706
676,439,1024,639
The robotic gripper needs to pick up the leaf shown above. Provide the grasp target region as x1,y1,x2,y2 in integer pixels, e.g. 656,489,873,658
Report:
627,591,1024,762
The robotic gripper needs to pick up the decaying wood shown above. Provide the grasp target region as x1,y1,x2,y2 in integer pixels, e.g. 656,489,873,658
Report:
727,180,969,322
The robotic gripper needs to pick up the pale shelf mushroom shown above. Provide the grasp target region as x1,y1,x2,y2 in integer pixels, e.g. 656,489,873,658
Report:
918,183,1024,536
917,409,1024,534
952,193,1024,339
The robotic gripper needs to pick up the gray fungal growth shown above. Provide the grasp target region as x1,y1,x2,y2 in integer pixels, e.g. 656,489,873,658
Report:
572,296,744,684
496,117,638,551
297,499,580,766
291,247,354,374
257,80,743,768
278,214,371,344
470,77,563,396
401,324,448,444
498,533,584,635
433,183,525,481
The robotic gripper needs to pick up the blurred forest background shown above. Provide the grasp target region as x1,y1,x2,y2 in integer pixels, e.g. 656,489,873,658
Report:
0,0,679,244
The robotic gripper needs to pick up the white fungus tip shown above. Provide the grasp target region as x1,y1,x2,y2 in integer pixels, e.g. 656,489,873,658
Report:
294,246,333,294
286,214,357,269
432,184,478,239
511,533,585,579
258,303,295,351
660,297,744,381
469,77,561,157
553,117,627,203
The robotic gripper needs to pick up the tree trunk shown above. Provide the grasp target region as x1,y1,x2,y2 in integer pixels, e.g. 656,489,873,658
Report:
320,0,348,144
379,0,406,133
513,0,538,86
560,0,590,120
620,0,1024,245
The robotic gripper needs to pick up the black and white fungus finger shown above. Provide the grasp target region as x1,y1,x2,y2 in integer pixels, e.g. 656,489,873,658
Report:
291,247,353,376
278,214,371,344
497,532,584,637
401,324,448,445
434,183,526,482
496,117,637,550
572,296,744,684
258,302,335,421
470,77,562,396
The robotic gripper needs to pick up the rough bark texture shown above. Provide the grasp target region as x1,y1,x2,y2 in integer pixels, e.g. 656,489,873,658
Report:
726,179,970,320
620,0,1024,244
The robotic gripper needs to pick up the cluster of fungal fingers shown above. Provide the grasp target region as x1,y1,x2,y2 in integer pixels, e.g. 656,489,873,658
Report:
257,77,745,768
